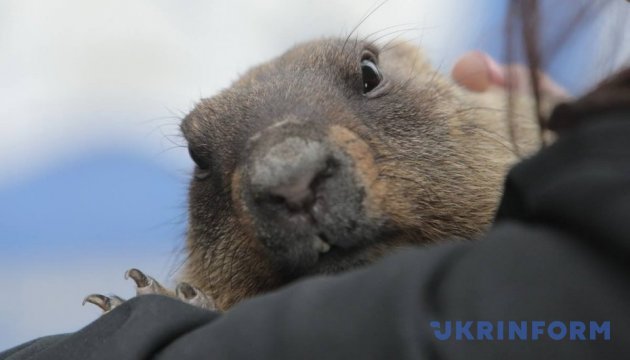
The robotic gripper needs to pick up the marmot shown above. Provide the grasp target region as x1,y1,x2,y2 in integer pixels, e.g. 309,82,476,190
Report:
84,38,543,312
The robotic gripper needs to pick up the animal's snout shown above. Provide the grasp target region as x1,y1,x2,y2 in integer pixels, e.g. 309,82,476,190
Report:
250,137,337,217
240,122,379,274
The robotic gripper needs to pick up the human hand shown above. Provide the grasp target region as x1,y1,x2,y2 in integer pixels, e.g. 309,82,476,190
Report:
451,51,568,99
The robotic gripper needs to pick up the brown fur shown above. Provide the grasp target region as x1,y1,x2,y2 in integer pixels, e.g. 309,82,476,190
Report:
179,39,542,310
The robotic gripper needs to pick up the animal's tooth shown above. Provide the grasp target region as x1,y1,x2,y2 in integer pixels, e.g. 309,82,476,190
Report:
313,236,331,253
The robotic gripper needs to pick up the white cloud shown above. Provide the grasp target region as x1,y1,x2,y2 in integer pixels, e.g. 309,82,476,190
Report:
0,0,471,188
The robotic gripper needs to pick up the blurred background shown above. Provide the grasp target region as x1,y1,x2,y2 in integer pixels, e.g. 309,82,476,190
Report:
0,0,628,349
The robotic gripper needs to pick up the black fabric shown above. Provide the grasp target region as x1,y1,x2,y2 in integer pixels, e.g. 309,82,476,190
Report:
0,336,69,360
2,111,629,359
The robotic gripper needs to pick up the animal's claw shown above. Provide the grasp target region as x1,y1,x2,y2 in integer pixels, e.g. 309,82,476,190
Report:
176,282,216,310
124,268,150,287
124,268,170,296
83,268,217,315
82,294,125,313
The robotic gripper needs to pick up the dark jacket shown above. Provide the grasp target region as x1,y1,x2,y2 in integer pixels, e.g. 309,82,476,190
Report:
2,110,629,360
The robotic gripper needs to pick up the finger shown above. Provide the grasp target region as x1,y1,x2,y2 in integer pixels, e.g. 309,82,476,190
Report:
452,51,505,92
539,72,570,100
505,64,569,99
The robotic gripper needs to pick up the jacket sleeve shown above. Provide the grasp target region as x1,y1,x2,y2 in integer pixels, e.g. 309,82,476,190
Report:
3,112,629,360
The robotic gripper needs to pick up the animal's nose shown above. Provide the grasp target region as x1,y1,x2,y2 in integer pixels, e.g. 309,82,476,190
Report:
249,137,335,215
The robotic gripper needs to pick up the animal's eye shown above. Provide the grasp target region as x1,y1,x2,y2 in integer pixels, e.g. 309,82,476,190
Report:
188,146,212,180
188,146,209,169
361,58,382,94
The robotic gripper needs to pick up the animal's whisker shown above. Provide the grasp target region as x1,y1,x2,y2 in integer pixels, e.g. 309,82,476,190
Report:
362,23,420,42
342,0,390,53
365,27,423,46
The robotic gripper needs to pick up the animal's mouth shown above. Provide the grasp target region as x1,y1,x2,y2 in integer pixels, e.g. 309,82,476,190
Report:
285,227,395,278
311,233,365,261
311,233,362,267
311,234,362,269
313,233,332,254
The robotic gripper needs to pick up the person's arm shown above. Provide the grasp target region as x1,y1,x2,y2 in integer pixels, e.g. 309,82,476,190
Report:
4,108,630,360
5,59,630,360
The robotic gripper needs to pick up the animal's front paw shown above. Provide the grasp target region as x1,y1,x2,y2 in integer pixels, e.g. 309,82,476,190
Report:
83,268,216,314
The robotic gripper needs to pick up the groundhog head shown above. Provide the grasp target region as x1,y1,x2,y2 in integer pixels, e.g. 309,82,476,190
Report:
180,38,541,310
